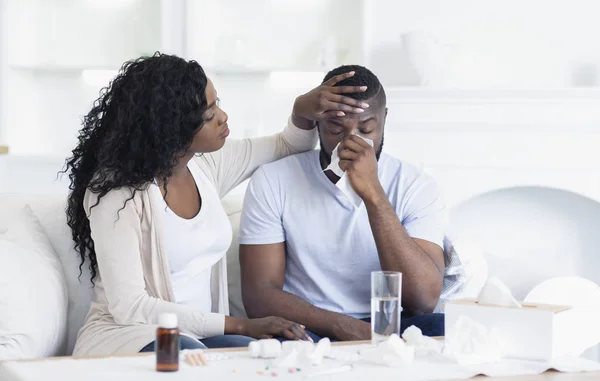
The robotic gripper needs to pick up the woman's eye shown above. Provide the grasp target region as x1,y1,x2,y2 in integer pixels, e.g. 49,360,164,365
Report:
330,130,343,135
360,130,374,135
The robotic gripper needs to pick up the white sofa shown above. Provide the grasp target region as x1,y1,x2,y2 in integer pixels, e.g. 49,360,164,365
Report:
0,192,248,360
1,192,599,361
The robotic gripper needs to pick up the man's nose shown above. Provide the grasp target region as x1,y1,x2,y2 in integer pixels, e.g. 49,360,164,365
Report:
343,128,359,139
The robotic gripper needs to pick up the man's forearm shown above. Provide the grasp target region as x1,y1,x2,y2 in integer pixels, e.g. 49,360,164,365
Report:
244,286,369,341
364,193,443,314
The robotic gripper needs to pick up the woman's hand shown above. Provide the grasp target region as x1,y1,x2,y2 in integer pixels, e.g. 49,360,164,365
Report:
226,316,312,341
292,71,369,129
245,317,313,341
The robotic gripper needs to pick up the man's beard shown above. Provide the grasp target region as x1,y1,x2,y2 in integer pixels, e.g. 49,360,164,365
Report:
319,135,384,167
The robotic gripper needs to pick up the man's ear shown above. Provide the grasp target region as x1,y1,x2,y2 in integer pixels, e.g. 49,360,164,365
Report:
316,121,327,143
381,107,388,128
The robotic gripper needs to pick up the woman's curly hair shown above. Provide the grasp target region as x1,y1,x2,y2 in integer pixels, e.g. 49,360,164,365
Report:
63,52,209,283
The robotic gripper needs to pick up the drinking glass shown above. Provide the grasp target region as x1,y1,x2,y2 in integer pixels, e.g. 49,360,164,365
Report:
371,271,402,344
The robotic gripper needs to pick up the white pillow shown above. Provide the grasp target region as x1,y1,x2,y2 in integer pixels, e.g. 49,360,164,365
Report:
222,194,247,318
0,205,68,360
33,200,94,356
226,209,247,318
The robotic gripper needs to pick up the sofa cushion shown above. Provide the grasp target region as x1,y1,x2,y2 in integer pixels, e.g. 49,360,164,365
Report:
0,194,95,356
222,194,248,318
0,194,63,234
35,201,94,356
0,206,68,360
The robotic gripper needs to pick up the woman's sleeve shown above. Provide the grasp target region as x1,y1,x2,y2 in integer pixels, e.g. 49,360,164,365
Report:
196,116,317,198
84,188,225,338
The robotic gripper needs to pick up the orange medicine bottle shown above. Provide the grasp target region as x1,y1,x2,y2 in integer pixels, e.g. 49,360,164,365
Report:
156,313,179,372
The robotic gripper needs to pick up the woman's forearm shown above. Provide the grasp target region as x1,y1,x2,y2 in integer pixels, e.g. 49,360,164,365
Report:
224,316,246,335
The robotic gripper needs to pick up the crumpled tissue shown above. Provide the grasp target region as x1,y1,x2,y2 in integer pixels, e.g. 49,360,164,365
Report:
305,337,331,365
248,339,281,359
281,340,316,354
477,276,522,308
271,348,300,368
444,315,506,365
360,334,415,366
402,325,443,355
324,135,374,207
270,338,332,368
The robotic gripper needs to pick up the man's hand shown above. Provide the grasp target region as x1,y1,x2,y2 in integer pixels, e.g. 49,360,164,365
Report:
292,71,369,129
337,135,385,204
331,315,371,341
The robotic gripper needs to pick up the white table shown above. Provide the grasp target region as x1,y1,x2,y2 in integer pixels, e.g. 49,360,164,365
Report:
2,341,600,381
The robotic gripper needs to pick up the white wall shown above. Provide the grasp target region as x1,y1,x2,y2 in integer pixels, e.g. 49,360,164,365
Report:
1,0,161,157
3,0,600,157
382,88,600,207
365,0,600,88
2,1,600,189
185,0,364,71
0,0,369,156
7,0,160,68
184,0,367,141
0,0,8,145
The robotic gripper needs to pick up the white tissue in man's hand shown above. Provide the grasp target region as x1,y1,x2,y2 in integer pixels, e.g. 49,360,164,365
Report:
402,325,442,355
478,276,522,307
361,334,415,366
444,315,505,365
324,135,374,207
325,135,374,177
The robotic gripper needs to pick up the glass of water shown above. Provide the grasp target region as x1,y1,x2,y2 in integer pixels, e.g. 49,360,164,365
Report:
371,271,402,344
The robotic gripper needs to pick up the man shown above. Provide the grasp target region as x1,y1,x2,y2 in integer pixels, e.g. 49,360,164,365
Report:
238,65,447,341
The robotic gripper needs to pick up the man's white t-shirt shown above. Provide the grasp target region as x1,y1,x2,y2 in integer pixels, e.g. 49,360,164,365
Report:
150,162,232,313
239,150,447,319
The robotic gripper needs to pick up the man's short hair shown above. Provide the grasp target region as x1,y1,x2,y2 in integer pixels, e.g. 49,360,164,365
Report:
322,65,386,106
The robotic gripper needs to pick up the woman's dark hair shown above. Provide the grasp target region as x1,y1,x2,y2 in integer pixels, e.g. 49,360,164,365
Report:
63,52,209,283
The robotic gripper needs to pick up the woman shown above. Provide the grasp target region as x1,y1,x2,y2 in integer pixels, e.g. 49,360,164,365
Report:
64,52,368,356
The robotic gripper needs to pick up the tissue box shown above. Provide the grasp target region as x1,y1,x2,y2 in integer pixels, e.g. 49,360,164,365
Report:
445,299,576,361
